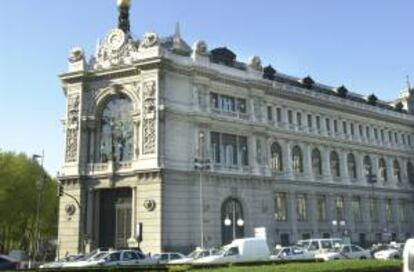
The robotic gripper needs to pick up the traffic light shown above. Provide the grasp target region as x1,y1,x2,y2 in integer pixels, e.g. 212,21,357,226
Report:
57,184,64,197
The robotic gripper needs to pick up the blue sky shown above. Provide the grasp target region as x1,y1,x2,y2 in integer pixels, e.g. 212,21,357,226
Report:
0,0,413,175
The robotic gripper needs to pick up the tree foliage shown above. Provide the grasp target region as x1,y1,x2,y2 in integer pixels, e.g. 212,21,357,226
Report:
0,151,58,255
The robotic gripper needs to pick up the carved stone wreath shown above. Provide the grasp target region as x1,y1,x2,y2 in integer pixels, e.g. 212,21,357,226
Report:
144,200,156,212
65,204,76,216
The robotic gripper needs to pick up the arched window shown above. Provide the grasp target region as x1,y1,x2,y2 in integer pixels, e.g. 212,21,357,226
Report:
393,160,401,182
311,148,322,176
99,94,134,163
363,156,372,176
330,151,340,177
379,158,387,182
347,153,357,179
271,142,283,171
292,146,303,174
407,162,414,185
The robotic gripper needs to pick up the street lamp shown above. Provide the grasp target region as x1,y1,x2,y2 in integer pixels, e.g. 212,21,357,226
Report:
332,219,347,239
194,157,210,249
32,150,45,263
223,200,245,241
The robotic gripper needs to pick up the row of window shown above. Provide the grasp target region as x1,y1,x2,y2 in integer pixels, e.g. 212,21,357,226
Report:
274,193,409,224
267,107,413,150
208,92,413,151
270,142,414,184
209,131,414,184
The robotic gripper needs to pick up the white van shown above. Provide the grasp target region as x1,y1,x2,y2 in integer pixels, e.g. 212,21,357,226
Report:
297,238,344,254
403,238,414,272
193,238,270,264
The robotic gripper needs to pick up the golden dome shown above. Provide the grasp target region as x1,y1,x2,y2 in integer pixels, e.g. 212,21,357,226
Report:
117,0,131,8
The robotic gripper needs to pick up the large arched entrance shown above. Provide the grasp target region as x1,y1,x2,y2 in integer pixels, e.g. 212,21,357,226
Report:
221,198,245,245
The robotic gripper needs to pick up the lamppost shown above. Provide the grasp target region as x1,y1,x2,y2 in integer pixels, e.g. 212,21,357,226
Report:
32,150,45,262
194,157,210,249
224,201,245,241
332,219,347,241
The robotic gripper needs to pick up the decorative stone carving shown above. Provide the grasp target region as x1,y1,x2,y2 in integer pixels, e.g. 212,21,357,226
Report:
144,200,156,211
94,28,139,69
65,95,80,162
65,203,76,216
68,47,85,63
194,40,208,55
367,94,378,106
141,32,159,48
248,56,263,71
142,81,157,154
263,65,276,80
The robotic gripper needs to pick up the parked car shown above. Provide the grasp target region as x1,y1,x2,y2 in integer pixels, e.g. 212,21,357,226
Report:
40,254,86,269
193,238,270,264
153,253,193,264
374,247,401,260
187,248,218,260
315,244,371,261
403,238,414,272
296,238,344,254
63,250,153,268
270,246,314,261
0,255,19,271
373,243,404,260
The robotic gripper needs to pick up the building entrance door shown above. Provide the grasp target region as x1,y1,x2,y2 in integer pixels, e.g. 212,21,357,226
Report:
98,188,132,249
221,198,244,245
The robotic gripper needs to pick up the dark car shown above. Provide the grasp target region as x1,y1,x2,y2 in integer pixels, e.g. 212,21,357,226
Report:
0,255,18,270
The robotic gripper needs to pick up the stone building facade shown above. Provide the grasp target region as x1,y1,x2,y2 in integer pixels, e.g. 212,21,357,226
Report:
58,12,414,255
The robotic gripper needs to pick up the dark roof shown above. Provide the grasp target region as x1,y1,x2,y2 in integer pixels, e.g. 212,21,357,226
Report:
210,47,237,67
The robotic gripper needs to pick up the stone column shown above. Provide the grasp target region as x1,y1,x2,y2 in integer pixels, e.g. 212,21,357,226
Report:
322,146,331,180
281,107,288,129
378,197,387,234
128,187,138,248
355,152,364,183
386,156,395,187
309,193,319,236
372,153,379,174
361,197,372,240
327,194,336,236
392,197,402,236
304,144,312,181
340,150,349,183
287,191,298,242
344,194,354,234
283,140,293,178
321,115,328,137
85,188,94,253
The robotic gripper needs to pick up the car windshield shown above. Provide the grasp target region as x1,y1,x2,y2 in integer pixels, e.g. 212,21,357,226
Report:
213,247,228,256
188,250,201,258
296,241,310,248
272,248,282,256
90,252,108,261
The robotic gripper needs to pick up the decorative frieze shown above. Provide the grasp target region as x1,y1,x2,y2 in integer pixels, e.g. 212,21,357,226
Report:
65,94,80,162
142,81,157,154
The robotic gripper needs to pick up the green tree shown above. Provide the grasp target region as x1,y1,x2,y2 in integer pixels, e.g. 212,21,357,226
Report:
0,151,58,258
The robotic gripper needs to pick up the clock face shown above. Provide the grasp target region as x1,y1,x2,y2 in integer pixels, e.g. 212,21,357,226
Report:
106,29,126,51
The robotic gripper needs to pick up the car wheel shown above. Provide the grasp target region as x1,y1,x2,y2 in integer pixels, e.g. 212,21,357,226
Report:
394,255,400,259
360,256,367,260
